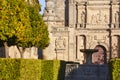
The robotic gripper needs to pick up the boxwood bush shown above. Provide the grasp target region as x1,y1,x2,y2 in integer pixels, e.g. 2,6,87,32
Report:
109,58,120,80
0,58,66,80
41,60,66,80
19,59,41,80
0,58,20,80
41,60,53,80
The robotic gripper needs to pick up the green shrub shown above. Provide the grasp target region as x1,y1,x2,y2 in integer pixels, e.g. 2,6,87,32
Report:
41,60,54,80
109,58,120,80
53,60,66,80
0,58,20,80
19,59,41,80
41,60,66,80
0,58,66,80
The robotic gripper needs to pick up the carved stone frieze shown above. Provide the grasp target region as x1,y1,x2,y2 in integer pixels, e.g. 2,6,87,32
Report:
94,35,108,40
112,0,120,3
51,27,69,37
88,10,109,24
76,29,109,35
52,27,68,31
52,32,68,37
111,30,120,35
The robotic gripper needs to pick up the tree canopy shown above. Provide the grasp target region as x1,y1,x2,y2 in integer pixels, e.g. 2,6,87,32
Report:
0,0,49,48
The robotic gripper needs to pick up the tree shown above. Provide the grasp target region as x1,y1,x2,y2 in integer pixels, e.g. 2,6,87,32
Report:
0,0,49,58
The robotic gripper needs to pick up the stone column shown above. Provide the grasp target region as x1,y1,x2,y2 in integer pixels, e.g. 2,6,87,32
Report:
111,36,119,58
68,0,77,61
76,36,85,64
68,27,75,61
68,0,76,28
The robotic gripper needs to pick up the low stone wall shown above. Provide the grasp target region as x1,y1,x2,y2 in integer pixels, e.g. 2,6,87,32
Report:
65,63,110,80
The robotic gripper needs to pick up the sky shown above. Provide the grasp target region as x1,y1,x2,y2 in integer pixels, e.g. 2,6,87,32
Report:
39,0,45,15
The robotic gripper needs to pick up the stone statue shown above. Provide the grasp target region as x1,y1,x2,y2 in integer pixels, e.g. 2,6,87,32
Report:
114,11,120,28
81,11,85,27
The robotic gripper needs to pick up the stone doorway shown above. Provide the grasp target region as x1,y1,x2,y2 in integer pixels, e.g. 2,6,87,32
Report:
92,45,107,64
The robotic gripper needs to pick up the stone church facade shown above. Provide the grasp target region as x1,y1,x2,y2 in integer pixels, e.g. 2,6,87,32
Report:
43,0,120,64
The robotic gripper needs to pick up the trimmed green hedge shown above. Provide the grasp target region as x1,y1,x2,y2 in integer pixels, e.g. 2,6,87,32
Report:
0,58,20,80
109,58,120,80
41,60,66,80
0,58,66,80
20,59,41,80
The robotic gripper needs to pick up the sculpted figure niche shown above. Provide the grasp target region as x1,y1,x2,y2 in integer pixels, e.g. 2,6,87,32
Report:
80,11,86,28
114,11,120,28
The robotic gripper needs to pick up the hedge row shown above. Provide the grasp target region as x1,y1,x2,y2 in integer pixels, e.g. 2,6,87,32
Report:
109,58,120,80
0,58,66,80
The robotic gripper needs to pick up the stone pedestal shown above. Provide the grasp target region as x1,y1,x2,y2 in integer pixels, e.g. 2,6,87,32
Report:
80,49,98,64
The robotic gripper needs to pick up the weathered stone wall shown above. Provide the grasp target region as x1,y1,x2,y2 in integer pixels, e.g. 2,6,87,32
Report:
43,0,120,63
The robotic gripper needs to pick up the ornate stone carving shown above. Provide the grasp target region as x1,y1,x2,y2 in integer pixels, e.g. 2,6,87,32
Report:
55,37,66,49
52,27,68,32
80,11,86,27
55,37,66,54
45,0,55,14
112,36,119,58
114,11,120,28
113,0,120,3
76,36,85,64
91,10,108,24
94,35,107,40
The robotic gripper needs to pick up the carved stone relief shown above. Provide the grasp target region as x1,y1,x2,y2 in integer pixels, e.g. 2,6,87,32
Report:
86,36,95,48
114,11,120,28
80,11,86,28
111,36,119,58
113,0,120,3
94,35,107,41
55,37,66,49
91,10,108,24
77,5,85,25
46,0,55,14
52,27,69,37
86,34,109,49
54,36,68,60
76,36,85,63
